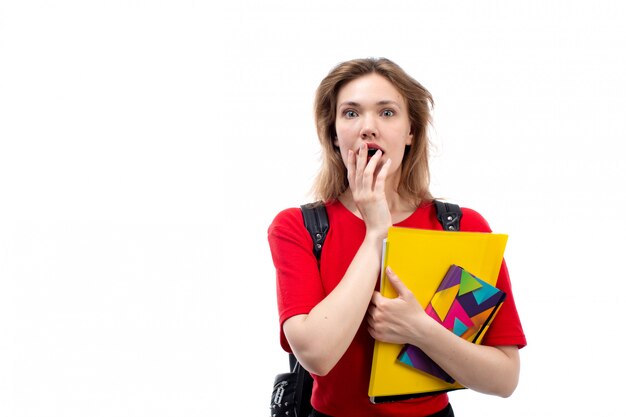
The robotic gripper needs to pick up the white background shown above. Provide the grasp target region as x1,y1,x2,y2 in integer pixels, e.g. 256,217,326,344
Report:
1,1,625,416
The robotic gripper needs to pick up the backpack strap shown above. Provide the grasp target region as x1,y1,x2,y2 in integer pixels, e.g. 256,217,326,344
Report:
300,202,329,260
286,202,327,416
434,200,462,231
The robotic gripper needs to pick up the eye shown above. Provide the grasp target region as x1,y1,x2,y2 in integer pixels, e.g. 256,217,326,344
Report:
344,110,358,118
381,109,395,117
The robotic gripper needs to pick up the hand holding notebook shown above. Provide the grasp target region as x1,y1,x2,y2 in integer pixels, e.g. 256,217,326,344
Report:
397,264,506,383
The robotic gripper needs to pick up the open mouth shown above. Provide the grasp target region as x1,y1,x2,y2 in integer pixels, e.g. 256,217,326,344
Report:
366,146,384,158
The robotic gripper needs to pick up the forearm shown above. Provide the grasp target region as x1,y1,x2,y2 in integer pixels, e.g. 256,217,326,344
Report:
413,320,520,397
284,232,384,376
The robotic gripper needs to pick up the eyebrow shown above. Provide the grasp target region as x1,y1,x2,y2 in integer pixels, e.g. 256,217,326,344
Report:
338,100,402,108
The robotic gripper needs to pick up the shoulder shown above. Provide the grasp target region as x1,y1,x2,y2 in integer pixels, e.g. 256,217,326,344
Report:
267,207,312,256
459,206,493,233
430,200,494,233
269,200,342,227
270,207,303,226
268,200,344,240
268,207,305,235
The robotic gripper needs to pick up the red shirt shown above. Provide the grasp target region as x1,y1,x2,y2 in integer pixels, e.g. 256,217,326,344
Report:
268,200,527,417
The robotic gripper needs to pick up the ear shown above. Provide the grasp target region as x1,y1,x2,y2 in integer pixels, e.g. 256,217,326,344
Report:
405,130,414,146
330,126,339,147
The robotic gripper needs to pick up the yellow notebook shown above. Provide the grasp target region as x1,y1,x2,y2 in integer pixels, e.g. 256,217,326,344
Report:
368,226,508,403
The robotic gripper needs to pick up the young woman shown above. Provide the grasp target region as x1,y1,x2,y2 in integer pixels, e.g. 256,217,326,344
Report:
268,58,526,417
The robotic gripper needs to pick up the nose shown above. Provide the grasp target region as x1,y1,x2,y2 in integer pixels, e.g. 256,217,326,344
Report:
360,114,378,139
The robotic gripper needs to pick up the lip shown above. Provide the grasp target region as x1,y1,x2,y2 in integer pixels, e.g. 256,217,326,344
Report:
365,143,384,157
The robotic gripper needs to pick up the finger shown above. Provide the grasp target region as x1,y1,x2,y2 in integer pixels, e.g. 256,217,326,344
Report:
370,291,384,305
368,325,377,339
346,149,356,188
367,304,375,319
366,307,379,334
374,159,392,193
354,143,367,187
362,150,383,191
386,266,412,299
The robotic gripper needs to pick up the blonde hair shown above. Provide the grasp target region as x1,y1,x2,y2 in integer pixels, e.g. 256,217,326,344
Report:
312,57,434,206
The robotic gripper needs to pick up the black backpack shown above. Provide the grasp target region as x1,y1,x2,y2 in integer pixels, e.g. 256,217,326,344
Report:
270,200,462,417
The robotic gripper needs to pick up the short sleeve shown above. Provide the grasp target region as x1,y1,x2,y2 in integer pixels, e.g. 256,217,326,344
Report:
481,260,527,348
459,207,527,348
268,208,327,351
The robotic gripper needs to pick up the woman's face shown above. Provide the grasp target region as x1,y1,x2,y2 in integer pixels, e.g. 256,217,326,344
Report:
334,73,413,180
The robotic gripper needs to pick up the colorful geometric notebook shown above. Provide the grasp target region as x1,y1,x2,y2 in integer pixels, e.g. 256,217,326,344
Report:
397,264,506,383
